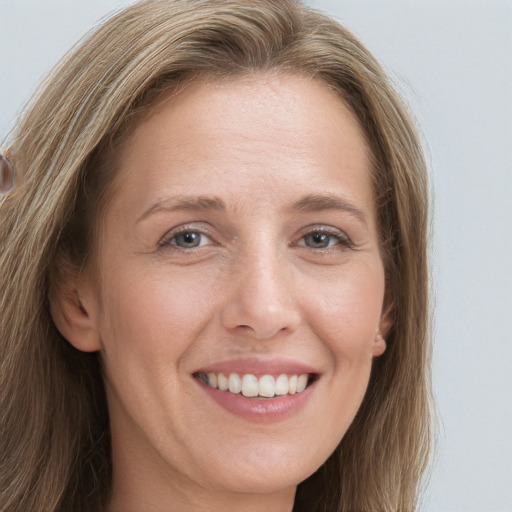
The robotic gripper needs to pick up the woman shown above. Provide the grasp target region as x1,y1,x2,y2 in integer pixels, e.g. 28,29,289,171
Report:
0,1,434,511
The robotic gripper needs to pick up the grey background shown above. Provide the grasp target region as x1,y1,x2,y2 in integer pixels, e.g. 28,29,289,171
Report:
1,1,511,510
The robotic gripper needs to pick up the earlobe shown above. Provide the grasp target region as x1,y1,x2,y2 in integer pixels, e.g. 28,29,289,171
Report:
49,280,102,353
372,300,393,357
372,332,387,357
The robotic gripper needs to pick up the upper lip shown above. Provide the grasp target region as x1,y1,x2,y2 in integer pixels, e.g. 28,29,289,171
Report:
194,357,319,377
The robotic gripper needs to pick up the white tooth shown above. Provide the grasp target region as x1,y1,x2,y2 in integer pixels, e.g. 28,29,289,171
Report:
258,375,275,397
296,374,309,393
242,374,259,397
289,375,297,394
228,373,242,394
207,373,217,388
217,373,229,391
274,374,289,396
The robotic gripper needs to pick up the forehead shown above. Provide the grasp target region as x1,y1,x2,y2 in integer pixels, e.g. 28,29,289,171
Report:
109,72,374,219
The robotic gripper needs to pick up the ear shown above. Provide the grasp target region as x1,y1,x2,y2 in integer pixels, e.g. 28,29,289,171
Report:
372,300,393,357
372,332,387,357
49,274,102,353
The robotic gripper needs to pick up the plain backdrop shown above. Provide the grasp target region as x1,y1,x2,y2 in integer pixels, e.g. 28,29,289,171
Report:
1,1,511,511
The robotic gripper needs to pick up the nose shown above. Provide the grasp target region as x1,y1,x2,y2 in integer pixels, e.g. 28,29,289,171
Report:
219,247,301,340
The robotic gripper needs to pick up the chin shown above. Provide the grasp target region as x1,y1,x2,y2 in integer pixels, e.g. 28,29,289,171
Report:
190,439,331,496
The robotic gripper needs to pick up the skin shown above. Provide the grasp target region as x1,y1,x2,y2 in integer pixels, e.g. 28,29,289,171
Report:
54,73,388,512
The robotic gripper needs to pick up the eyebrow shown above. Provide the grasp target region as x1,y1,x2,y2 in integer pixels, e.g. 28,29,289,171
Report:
137,192,366,225
137,195,225,223
291,194,367,224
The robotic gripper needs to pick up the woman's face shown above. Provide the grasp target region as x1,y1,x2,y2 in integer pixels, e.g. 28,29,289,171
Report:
81,74,387,507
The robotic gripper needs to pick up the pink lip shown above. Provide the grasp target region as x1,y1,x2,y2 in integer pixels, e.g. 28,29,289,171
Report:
193,357,319,424
196,378,316,424
195,357,318,377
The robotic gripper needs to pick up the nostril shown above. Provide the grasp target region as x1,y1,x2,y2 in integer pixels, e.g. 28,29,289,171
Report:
234,323,289,341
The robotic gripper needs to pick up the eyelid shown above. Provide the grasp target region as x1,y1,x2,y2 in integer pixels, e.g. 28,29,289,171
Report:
158,223,215,248
296,225,354,249
157,223,354,251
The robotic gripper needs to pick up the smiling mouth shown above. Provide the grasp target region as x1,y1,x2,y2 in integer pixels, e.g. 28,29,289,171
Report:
194,372,316,399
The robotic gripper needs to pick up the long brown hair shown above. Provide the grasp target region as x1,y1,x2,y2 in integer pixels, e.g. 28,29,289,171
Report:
1,1,434,510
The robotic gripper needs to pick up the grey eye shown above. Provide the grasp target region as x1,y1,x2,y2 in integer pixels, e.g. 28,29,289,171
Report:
304,232,337,249
172,231,204,248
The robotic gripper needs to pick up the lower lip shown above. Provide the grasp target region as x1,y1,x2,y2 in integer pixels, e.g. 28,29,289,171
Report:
196,378,316,424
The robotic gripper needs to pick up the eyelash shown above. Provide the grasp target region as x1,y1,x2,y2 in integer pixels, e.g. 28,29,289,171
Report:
158,226,353,252
159,226,213,250
297,228,353,251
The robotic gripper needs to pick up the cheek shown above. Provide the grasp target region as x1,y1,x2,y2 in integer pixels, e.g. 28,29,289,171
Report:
95,261,228,443
306,263,385,358
97,261,224,365
302,265,385,439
